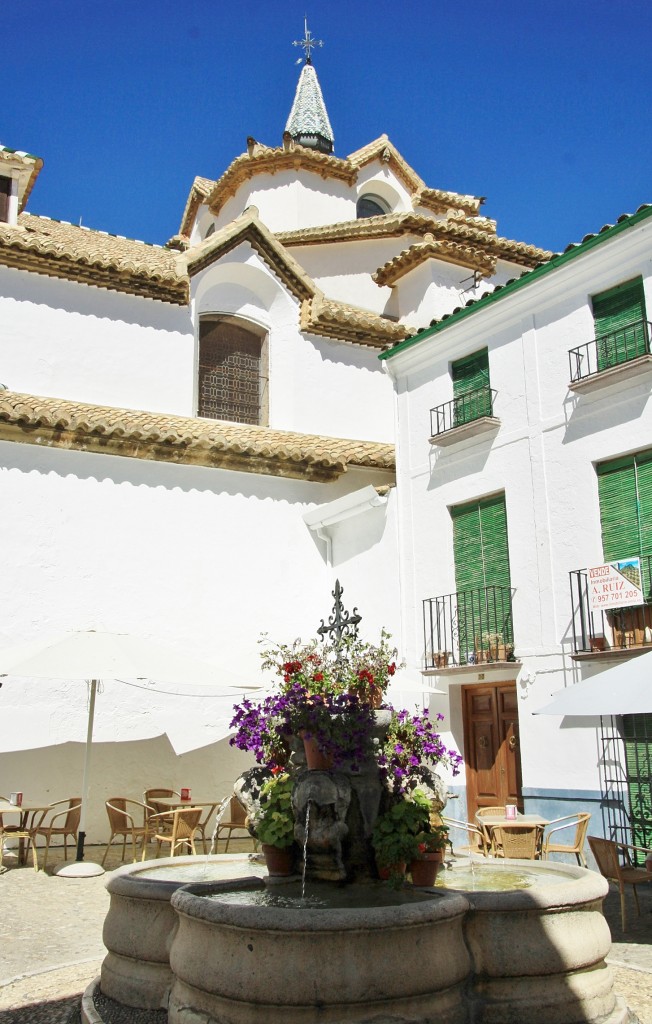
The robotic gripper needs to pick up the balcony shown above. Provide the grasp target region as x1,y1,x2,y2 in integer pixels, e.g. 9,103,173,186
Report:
569,558,652,656
568,320,652,393
429,387,499,446
423,585,516,669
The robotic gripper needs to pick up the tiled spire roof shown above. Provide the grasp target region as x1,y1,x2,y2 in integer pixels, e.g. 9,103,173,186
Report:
285,63,334,154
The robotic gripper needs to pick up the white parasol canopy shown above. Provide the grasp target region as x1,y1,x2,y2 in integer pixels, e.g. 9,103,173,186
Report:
534,650,652,717
0,629,261,874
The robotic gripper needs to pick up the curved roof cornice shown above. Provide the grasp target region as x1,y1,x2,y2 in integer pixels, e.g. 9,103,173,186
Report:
280,212,551,269
373,236,496,286
0,391,395,482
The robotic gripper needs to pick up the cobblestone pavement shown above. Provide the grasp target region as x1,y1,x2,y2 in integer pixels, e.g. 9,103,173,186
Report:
1,843,650,1023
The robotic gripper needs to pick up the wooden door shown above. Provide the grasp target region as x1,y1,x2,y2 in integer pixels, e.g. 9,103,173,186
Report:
462,683,522,817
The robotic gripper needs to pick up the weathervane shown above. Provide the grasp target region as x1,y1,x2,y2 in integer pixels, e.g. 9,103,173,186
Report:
317,580,362,647
292,17,323,65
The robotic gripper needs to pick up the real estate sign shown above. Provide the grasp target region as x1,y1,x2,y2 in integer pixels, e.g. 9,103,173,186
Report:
588,558,644,611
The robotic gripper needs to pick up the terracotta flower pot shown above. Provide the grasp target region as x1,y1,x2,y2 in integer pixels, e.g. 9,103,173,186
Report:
410,851,444,887
261,844,294,876
300,733,334,771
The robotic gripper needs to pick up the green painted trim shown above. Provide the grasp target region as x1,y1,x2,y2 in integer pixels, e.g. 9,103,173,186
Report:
380,204,652,361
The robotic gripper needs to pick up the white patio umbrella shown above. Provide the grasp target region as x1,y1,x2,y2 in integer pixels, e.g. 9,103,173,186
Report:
534,650,652,717
0,629,261,876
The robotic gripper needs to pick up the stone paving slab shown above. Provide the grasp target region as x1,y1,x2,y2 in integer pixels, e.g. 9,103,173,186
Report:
0,843,650,1023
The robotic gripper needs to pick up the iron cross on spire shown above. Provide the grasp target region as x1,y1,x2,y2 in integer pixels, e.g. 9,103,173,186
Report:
292,17,323,65
317,580,362,646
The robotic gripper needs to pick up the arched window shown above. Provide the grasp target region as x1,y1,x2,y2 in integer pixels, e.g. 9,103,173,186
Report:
356,193,390,219
198,317,268,425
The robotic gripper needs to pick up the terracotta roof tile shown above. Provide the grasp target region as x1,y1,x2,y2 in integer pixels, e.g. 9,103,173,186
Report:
373,236,496,286
0,213,187,303
0,391,395,482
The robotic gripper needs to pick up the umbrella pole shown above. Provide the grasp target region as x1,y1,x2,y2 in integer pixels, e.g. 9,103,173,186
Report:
76,677,97,861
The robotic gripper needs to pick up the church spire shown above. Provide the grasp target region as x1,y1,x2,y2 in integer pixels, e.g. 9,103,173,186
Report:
286,20,334,155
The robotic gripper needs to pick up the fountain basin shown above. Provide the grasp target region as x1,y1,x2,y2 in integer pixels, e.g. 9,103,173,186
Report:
99,856,628,1024
101,854,266,1009
170,877,470,1024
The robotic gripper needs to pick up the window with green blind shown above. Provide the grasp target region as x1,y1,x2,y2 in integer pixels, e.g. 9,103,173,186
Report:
451,493,513,659
621,714,652,859
592,277,648,370
452,349,491,425
597,450,652,596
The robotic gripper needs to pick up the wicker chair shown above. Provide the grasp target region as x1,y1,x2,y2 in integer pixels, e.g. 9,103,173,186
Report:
102,798,153,866
492,824,542,860
588,836,652,931
30,798,82,871
0,810,39,870
143,788,181,837
150,807,203,857
215,795,253,852
542,812,590,867
442,815,490,857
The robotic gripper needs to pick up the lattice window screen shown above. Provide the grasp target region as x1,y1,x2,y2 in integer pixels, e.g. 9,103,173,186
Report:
198,320,263,425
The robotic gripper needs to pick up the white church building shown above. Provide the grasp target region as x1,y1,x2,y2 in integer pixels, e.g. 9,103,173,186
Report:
1,41,648,851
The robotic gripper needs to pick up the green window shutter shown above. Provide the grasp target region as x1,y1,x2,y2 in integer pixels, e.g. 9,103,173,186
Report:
452,349,491,424
592,278,647,368
597,457,639,562
622,714,652,859
597,450,652,596
452,493,512,657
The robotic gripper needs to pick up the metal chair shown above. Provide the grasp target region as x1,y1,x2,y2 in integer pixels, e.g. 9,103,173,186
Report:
442,815,490,857
30,798,82,872
493,824,542,860
214,795,252,852
542,812,590,867
102,798,153,866
150,806,203,857
588,836,652,931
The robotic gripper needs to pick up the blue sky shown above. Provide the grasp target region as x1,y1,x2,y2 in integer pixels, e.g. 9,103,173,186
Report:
5,0,650,252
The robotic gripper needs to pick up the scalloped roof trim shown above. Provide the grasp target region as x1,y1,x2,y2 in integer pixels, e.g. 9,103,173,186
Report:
0,391,396,482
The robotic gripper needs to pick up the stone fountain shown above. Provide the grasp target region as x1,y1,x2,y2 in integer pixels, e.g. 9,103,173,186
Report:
87,586,634,1024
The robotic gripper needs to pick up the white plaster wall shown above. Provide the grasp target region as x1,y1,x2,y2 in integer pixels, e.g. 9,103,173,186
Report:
214,173,355,234
287,238,401,314
386,219,652,799
0,440,399,841
0,266,194,414
192,245,395,442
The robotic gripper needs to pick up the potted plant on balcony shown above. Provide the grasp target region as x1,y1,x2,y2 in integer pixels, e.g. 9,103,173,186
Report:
479,632,515,662
255,772,296,876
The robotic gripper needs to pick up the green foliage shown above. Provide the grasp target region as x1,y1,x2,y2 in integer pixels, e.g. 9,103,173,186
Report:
371,788,432,868
415,824,449,854
255,773,295,849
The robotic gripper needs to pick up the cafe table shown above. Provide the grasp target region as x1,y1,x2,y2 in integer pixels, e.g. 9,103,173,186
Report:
475,811,549,859
0,799,52,865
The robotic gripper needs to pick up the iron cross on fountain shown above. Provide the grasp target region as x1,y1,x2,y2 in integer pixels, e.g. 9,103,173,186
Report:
317,580,362,647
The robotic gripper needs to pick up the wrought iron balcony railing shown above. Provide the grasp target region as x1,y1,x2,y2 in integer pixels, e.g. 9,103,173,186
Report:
429,386,497,438
569,556,652,654
568,319,652,383
423,585,515,669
